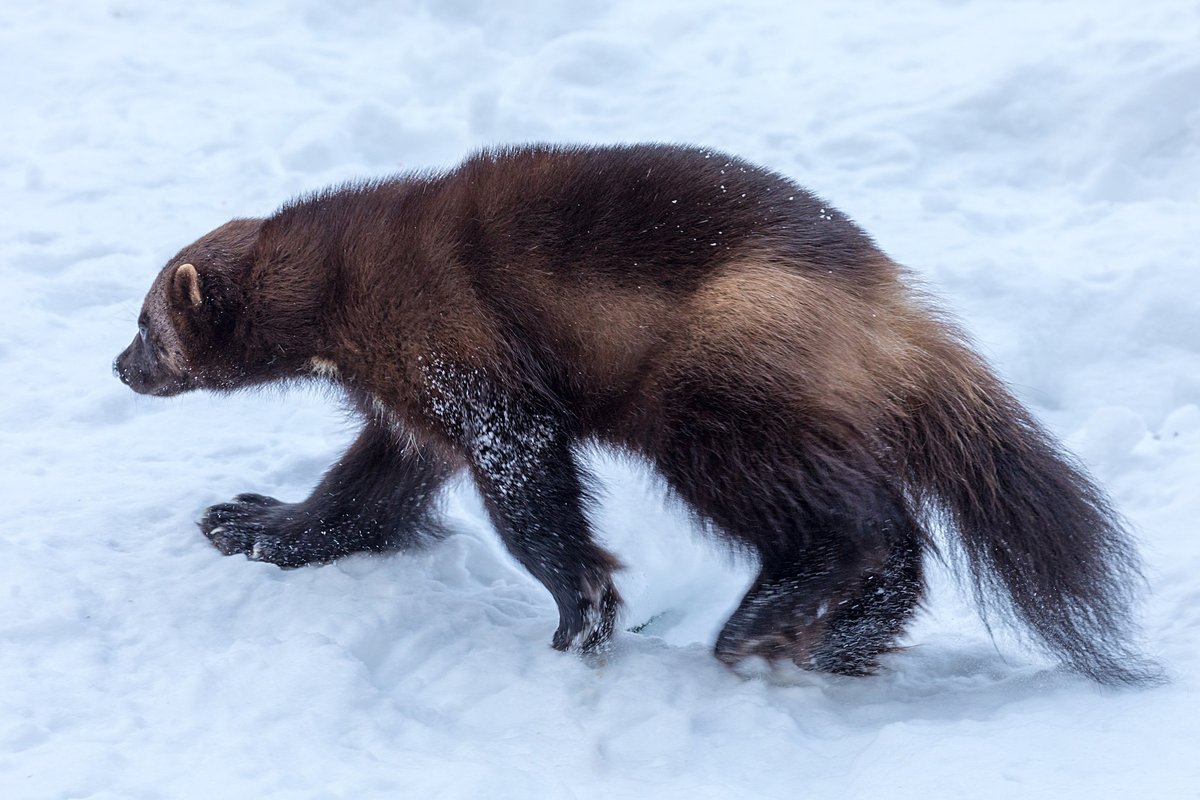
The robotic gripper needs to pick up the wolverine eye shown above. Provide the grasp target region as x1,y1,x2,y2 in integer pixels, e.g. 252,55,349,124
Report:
138,320,149,341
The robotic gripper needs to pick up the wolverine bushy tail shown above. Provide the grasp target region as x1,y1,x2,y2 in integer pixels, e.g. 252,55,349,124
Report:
898,333,1160,686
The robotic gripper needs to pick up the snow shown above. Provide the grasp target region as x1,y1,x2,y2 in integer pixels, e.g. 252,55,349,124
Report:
2,0,1198,797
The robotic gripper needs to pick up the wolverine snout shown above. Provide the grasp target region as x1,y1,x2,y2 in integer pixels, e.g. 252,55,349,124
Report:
114,338,181,396
113,347,135,386
113,346,155,394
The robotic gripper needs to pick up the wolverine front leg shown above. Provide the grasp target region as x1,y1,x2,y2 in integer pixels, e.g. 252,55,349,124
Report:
473,429,621,652
433,373,620,652
200,421,455,568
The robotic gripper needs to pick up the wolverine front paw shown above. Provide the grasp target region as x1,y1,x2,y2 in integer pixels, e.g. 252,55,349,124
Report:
199,493,309,568
551,578,621,654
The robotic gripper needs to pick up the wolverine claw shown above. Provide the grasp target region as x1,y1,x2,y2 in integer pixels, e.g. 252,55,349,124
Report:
202,521,256,556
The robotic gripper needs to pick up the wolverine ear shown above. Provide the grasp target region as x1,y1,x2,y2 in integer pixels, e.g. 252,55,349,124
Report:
173,263,203,309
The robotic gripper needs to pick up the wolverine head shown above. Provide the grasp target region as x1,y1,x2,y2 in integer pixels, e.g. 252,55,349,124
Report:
114,218,262,396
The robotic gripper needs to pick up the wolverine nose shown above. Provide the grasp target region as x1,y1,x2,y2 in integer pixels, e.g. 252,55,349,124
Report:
113,356,128,384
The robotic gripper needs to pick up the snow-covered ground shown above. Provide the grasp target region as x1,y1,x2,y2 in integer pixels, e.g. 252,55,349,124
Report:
2,1,1198,797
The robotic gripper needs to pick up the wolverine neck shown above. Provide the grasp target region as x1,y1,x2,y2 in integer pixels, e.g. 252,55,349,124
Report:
232,212,343,384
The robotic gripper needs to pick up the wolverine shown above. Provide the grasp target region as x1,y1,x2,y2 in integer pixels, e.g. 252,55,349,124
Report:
114,143,1157,685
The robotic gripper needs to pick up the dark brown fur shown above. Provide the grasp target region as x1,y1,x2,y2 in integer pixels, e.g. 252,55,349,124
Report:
114,143,1158,684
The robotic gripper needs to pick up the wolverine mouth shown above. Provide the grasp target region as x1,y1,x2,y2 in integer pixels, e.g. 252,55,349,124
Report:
113,355,192,397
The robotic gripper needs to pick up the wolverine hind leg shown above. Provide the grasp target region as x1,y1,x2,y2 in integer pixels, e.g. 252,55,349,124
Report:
650,379,925,675
808,509,924,675
200,421,455,568
714,507,925,676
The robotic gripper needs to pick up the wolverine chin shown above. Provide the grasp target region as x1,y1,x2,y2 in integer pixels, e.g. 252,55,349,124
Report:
122,377,191,397
145,379,192,397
